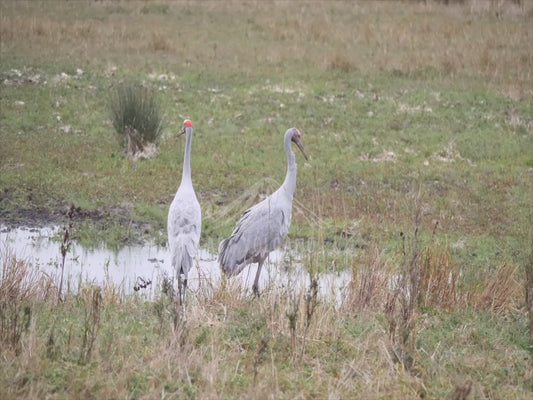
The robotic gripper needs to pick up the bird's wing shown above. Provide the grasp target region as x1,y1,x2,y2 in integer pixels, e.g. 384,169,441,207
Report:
219,195,290,276
168,194,202,275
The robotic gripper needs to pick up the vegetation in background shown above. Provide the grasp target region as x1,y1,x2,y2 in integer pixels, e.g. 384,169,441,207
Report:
110,82,164,160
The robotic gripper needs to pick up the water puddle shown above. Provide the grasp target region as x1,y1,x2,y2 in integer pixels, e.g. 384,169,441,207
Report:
0,225,351,304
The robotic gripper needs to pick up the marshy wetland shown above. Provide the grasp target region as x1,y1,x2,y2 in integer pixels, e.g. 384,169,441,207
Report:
1,1,532,399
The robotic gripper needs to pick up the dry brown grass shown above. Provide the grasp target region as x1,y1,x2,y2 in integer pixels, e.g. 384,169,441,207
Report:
346,234,524,315
419,242,459,311
346,245,391,313
527,237,533,350
474,262,524,313
150,32,172,52
0,239,529,399
1,1,531,94
0,245,55,353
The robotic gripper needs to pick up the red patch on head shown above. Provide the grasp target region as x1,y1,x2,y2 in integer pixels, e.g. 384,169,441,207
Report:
184,120,193,128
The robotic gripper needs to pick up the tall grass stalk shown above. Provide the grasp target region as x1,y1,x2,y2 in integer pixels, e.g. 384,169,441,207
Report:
58,206,74,304
78,286,102,365
0,246,52,354
527,236,533,352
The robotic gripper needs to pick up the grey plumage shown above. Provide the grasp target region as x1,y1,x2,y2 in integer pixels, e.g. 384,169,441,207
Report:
168,119,201,305
218,127,308,296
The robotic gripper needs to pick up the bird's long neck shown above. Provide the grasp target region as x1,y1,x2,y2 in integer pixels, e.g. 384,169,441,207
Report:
181,129,193,186
282,131,297,198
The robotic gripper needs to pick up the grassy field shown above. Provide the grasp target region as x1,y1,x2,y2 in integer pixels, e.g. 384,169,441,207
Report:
1,0,532,399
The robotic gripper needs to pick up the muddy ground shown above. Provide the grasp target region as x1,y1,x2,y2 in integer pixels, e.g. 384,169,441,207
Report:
0,187,161,246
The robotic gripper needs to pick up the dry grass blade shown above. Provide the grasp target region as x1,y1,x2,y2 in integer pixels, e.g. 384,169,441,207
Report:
0,244,53,351
452,380,472,400
347,246,390,313
475,263,523,313
78,286,103,364
253,337,268,385
526,237,533,350
420,244,458,311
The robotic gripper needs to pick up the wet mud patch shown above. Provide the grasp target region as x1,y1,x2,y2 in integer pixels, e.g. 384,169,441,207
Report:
0,187,162,247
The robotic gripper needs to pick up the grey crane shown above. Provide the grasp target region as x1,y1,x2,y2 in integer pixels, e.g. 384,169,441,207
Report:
218,127,308,296
167,119,201,305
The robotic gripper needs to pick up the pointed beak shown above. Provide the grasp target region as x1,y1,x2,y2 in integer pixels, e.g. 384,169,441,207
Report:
178,126,186,137
294,137,309,161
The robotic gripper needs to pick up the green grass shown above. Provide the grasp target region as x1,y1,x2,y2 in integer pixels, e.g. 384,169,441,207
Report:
1,0,532,398
0,273,530,399
110,82,164,145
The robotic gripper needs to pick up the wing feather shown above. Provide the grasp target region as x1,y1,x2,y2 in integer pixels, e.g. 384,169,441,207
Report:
219,193,291,276
168,188,201,276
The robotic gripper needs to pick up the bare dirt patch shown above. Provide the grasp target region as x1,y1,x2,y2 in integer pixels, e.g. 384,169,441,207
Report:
0,187,159,246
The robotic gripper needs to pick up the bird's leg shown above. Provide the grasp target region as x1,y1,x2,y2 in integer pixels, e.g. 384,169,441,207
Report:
177,273,188,307
182,276,188,305
252,255,267,297
177,273,183,306
173,274,186,330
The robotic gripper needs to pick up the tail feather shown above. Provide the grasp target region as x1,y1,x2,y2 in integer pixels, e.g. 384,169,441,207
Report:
218,237,232,275
218,236,247,277
171,242,194,277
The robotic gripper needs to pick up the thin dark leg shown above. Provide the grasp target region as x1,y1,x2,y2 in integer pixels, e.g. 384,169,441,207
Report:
182,277,188,305
177,274,183,306
252,256,266,297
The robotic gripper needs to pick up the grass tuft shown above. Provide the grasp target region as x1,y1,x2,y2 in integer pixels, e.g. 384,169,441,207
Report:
475,262,523,313
150,32,171,52
110,82,164,152
0,246,54,354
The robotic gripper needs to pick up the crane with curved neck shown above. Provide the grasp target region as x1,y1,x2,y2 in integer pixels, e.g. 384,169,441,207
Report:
218,127,308,296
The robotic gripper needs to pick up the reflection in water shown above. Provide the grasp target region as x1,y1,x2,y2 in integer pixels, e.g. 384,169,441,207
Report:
0,226,351,304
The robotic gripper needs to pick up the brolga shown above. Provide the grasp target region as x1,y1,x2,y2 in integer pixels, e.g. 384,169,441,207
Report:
218,127,309,296
168,119,201,306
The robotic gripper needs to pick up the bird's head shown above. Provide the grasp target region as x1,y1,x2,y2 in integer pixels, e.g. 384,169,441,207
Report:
289,128,309,161
178,119,194,136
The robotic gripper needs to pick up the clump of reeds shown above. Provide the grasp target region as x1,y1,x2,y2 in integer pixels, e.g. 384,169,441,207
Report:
0,245,53,353
78,286,103,364
475,263,523,313
110,82,164,160
346,246,390,313
418,222,459,311
384,226,421,371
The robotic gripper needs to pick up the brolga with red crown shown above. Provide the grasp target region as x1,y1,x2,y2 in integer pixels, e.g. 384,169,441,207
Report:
167,119,201,306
